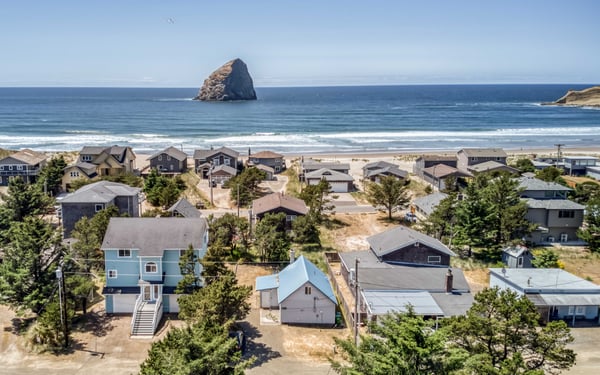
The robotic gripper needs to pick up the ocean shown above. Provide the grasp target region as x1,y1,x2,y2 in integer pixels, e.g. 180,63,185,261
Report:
0,84,598,155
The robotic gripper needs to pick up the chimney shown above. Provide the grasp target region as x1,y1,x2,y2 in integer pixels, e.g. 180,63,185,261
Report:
290,249,295,264
445,268,453,294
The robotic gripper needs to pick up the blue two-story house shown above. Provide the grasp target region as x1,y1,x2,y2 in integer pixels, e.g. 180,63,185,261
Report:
101,217,208,336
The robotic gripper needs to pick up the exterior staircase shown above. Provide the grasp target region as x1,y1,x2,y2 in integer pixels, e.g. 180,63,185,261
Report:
131,302,156,336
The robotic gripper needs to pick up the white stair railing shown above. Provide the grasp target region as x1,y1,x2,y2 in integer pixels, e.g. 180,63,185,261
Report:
130,294,143,334
151,295,163,334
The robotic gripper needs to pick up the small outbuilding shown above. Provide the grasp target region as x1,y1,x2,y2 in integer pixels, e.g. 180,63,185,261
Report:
501,245,533,268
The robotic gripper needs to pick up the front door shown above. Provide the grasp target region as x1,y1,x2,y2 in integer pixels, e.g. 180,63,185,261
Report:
141,284,161,302
143,285,151,301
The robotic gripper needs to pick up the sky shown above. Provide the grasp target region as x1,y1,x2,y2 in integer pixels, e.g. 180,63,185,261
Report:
1,1,599,87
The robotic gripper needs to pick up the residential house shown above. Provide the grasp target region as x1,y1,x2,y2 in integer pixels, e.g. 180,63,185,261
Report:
489,268,600,326
518,176,572,199
101,217,208,335
523,198,584,244
362,161,408,183
456,148,508,172
60,181,141,238
413,154,457,177
252,192,308,227
255,255,337,325
167,198,201,218
563,156,598,176
254,164,275,180
149,146,188,174
78,146,136,176
300,159,350,180
210,165,238,184
587,166,600,180
412,192,448,218
0,149,47,186
62,162,98,191
421,164,471,190
247,150,286,174
193,147,239,179
305,168,354,193
501,245,534,268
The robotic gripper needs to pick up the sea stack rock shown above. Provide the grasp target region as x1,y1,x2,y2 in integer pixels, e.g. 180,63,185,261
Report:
546,86,600,107
194,58,257,101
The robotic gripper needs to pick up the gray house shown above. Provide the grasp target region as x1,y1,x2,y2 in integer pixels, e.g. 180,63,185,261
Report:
490,268,600,325
60,181,141,238
501,245,534,268
413,154,457,177
300,159,350,180
305,168,354,193
0,149,47,186
412,192,448,218
362,161,408,183
149,146,188,174
518,176,571,199
167,198,201,218
524,199,584,244
193,147,239,179
456,148,507,172
366,225,455,266
563,156,598,176
247,150,286,174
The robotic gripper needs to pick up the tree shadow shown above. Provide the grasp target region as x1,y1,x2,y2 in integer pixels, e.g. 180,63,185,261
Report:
238,320,282,368
323,217,349,230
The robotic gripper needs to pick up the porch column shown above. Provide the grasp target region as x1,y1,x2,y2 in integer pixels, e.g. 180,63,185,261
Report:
572,307,576,327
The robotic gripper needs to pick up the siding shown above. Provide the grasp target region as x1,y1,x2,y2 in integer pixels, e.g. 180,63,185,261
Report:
380,245,451,266
105,249,140,287
280,282,336,324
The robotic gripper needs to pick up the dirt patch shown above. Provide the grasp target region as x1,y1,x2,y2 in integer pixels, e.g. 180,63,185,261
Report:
555,246,600,284
323,212,393,252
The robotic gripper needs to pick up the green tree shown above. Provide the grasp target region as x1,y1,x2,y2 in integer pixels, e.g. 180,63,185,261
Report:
332,308,465,375
572,181,600,205
208,213,251,258
578,196,600,252
144,169,184,208
445,287,576,374
453,183,492,254
36,155,67,195
66,273,95,315
0,217,62,313
365,176,410,220
88,204,120,244
511,158,536,173
299,179,334,223
291,214,320,244
253,212,291,262
69,216,101,273
532,249,560,268
423,193,457,241
0,176,50,222
140,320,252,375
482,172,531,248
536,166,565,184
178,270,252,326
227,167,266,207
176,244,201,294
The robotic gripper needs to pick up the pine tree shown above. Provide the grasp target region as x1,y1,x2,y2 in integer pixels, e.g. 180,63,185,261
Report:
578,196,600,252
365,175,410,220
253,212,290,262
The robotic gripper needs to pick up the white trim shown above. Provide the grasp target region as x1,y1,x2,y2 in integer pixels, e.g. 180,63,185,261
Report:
118,249,131,258
145,262,158,273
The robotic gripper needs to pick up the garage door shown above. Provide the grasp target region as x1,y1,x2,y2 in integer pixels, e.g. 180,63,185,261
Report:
329,182,348,193
113,294,137,313
169,295,180,313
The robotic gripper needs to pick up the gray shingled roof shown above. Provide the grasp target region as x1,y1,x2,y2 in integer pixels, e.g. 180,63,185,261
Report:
367,225,455,258
150,146,188,161
302,159,350,171
468,161,518,173
212,164,237,175
525,198,585,210
416,154,457,162
167,198,201,218
364,161,396,170
252,192,308,216
365,165,408,179
80,146,107,155
0,149,46,165
193,146,239,160
101,217,207,256
61,181,140,203
412,192,448,216
250,150,283,158
518,177,572,192
305,168,354,181
459,148,507,157
422,164,472,178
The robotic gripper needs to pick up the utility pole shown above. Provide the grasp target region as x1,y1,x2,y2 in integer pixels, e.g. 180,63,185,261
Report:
56,266,69,348
554,144,564,168
209,164,214,205
237,184,240,217
354,258,360,347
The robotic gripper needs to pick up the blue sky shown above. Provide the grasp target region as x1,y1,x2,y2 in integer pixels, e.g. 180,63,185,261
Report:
2,1,599,87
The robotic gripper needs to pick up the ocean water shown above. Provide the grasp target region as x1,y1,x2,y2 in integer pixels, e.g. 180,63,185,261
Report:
0,85,598,155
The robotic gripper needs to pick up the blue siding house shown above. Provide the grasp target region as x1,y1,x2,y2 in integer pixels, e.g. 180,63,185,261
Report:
101,217,208,335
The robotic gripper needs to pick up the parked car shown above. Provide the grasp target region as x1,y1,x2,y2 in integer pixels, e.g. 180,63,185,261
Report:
404,212,417,223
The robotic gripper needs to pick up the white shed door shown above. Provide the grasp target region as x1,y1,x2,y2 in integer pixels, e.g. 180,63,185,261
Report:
113,294,137,313
329,182,348,193
169,295,180,313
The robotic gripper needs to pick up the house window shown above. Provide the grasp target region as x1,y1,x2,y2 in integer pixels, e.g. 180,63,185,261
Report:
70,171,79,177
568,306,585,315
558,210,575,218
8,165,13,170
0,177,2,183
427,256,441,264
286,215,297,222
517,257,524,267
82,155,92,162
275,166,281,172
17,165,23,170
224,158,230,166
118,249,131,257
95,204,104,212
108,270,117,278
496,157,501,161
0,166,3,170
305,286,312,295
167,155,171,161
212,157,220,166
158,155,162,161
145,262,158,273
470,157,477,161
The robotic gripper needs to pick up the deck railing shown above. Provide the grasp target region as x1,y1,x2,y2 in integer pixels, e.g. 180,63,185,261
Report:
151,295,163,334
130,294,143,334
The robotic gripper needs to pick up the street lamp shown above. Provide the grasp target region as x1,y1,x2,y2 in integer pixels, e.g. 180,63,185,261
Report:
55,266,69,348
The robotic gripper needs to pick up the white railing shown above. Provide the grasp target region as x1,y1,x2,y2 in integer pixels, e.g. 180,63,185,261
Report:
130,294,143,334
151,295,163,334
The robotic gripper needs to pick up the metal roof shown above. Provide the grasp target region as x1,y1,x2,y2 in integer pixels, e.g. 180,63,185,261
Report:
255,274,279,291
363,161,396,170
277,255,336,304
502,245,529,257
490,268,600,293
367,225,455,258
101,217,207,256
537,293,600,306
362,290,444,316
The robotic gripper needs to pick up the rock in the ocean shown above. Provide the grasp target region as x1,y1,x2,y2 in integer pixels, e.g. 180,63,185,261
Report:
545,86,600,107
194,58,257,101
